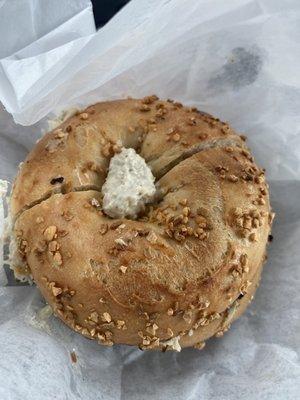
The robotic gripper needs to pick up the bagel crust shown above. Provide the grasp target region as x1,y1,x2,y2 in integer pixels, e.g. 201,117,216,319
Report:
11,96,273,350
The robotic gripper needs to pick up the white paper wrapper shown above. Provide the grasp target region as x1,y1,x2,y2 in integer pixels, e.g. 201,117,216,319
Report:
0,0,300,399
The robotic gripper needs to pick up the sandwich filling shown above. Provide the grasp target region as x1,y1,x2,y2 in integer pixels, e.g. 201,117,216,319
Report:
102,148,156,219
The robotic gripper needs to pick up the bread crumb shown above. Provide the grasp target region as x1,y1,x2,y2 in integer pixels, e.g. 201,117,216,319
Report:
70,351,77,363
161,336,181,352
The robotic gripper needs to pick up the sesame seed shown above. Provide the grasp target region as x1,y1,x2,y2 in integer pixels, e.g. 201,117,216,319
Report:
114,238,128,249
196,215,206,226
196,227,204,235
233,207,242,217
240,253,248,267
91,198,100,207
97,333,105,341
90,328,96,337
146,323,159,335
43,226,57,241
167,328,174,337
260,187,267,195
182,216,189,224
243,219,252,230
99,224,108,235
112,144,122,154
142,95,158,104
183,310,192,323
255,175,265,184
48,240,59,252
52,286,62,297
249,232,257,242
174,102,183,108
228,174,238,182
102,143,111,157
62,211,74,221
146,231,158,244
80,113,89,120
110,221,123,229
215,331,224,338
36,217,44,224
269,212,275,225
172,133,181,142
165,229,173,238
187,117,197,126
53,251,62,266
140,104,151,112
182,207,190,216
116,320,126,330
54,129,64,138
119,265,127,274
102,312,112,323
187,227,194,235
174,232,185,242
89,312,99,323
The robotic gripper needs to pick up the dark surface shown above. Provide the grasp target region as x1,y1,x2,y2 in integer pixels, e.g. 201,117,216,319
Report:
91,0,131,28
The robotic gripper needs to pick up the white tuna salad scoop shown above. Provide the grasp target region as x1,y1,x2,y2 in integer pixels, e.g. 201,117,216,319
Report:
101,148,156,219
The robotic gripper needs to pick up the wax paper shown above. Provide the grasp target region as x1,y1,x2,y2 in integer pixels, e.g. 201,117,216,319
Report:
0,0,300,399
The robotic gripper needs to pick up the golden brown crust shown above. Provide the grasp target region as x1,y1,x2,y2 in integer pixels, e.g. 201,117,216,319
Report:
11,96,273,350
11,97,243,217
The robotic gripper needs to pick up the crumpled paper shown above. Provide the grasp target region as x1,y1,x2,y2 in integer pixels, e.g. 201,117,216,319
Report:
0,0,300,399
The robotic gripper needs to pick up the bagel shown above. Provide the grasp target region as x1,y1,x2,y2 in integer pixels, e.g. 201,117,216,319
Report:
10,96,274,351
